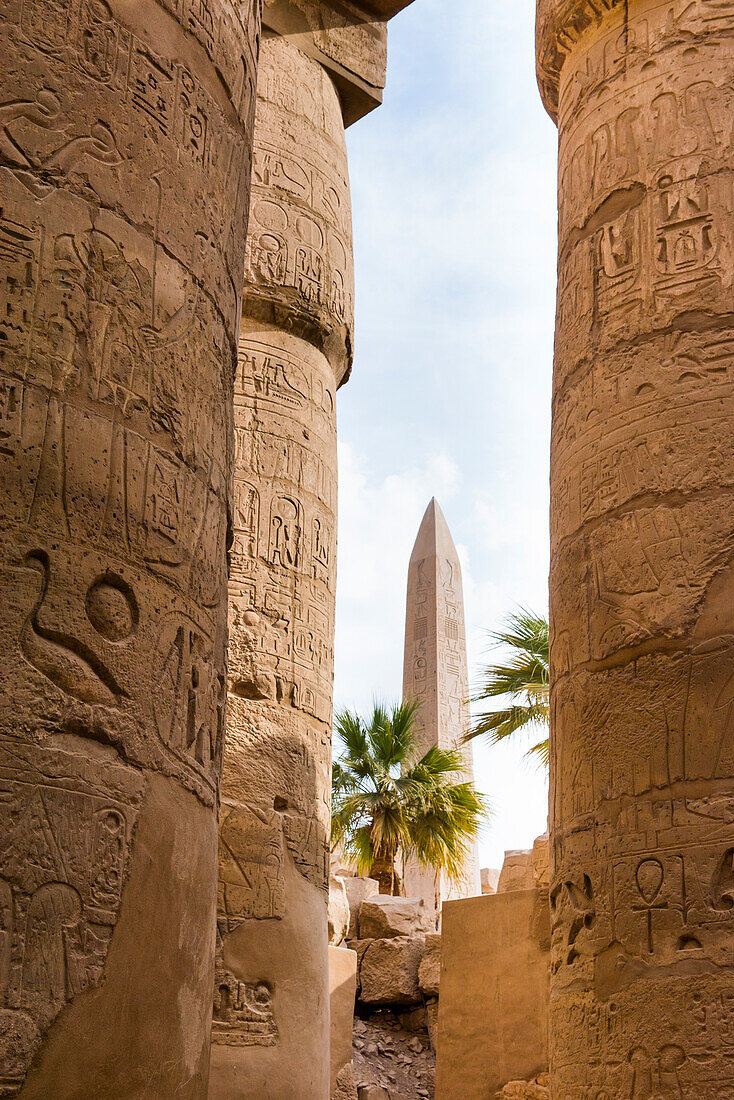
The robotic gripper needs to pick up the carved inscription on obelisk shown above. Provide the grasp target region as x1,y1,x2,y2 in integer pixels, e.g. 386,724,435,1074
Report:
402,499,481,917
537,0,734,1094
0,1,260,1094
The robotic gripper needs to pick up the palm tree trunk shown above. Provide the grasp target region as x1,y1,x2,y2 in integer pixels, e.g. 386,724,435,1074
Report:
370,852,398,895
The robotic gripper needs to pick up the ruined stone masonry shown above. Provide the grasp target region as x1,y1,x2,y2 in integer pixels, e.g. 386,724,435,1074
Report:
0,0,261,1096
402,498,481,919
537,0,734,1095
210,4,415,1099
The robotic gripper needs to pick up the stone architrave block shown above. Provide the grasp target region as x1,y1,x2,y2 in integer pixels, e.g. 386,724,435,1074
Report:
418,933,441,997
359,937,425,1006
497,850,534,893
358,896,431,939
345,876,380,938
330,875,351,946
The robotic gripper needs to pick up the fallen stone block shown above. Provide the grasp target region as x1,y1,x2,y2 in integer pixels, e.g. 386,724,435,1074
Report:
359,937,425,1006
345,876,380,938
418,933,441,997
359,896,431,939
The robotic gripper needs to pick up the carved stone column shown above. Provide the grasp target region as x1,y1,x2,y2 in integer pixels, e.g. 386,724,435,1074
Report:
0,2,260,1096
209,31,351,1100
537,1,734,1095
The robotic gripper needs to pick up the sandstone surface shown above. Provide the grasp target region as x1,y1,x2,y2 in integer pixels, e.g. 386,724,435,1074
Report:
345,876,380,938
481,868,501,895
435,891,549,1099
330,875,351,946
417,934,441,998
0,1,260,1095
359,937,426,1007
496,1081,548,1100
330,945,359,1099
537,0,734,1093
497,850,535,894
359,896,431,940
210,6,413,1091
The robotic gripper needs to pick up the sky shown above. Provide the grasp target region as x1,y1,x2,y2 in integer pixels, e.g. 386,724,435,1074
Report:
333,0,559,871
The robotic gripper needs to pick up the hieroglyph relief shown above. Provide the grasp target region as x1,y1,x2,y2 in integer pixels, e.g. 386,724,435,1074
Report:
0,0,260,798
540,0,734,1095
229,335,337,729
243,34,354,374
0,740,145,1093
0,0,261,1088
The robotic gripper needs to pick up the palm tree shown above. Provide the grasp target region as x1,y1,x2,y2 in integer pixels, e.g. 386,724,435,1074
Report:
331,701,486,895
465,609,549,766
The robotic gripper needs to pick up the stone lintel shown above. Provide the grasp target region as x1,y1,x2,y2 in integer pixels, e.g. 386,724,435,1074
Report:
535,0,623,121
263,0,415,125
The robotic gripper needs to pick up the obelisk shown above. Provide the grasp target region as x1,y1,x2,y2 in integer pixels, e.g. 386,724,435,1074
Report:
537,0,734,1094
402,499,481,918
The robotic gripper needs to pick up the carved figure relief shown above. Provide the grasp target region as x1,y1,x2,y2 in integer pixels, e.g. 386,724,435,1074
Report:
543,0,734,1093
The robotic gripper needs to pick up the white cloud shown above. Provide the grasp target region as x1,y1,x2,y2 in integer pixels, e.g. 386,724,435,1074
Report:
334,442,461,713
334,0,554,869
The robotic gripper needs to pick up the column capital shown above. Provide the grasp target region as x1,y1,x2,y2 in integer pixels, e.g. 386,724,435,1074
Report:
536,0,623,121
263,0,417,125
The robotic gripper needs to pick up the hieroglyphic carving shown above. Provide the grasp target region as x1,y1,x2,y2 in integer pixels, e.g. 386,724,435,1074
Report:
213,30,347,1092
0,737,144,1092
0,0,261,1089
218,804,286,923
211,924,277,1048
540,0,734,1092
243,33,354,381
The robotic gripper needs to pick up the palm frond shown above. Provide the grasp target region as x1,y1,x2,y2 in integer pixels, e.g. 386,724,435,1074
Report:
468,607,550,765
332,699,488,882
466,702,549,744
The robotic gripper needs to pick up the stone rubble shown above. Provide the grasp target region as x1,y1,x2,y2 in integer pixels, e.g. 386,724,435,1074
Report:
353,1011,436,1100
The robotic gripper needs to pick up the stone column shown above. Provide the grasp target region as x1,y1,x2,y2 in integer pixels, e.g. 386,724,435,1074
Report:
209,32,352,1100
537,1,734,1095
0,2,260,1096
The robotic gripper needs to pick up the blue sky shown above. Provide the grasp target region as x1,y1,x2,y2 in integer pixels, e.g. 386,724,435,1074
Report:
333,0,558,870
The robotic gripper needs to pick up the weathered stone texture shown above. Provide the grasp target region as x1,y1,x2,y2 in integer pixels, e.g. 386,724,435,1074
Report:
0,0,260,1095
497,849,535,894
345,875,379,938
481,867,500,895
417,933,441,997
435,891,549,1100
209,28,351,1100
330,875,351,946
359,937,426,1007
358,896,431,940
538,0,734,1095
